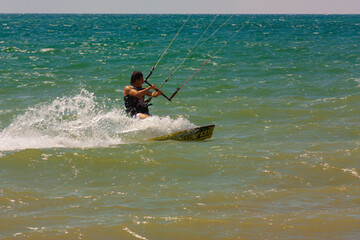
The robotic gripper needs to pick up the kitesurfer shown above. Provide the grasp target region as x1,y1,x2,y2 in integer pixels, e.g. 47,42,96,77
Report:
124,71,163,119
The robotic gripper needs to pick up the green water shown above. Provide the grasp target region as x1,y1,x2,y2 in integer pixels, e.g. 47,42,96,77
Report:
0,14,359,239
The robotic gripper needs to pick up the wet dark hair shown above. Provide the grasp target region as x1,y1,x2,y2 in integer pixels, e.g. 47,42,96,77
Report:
131,71,143,84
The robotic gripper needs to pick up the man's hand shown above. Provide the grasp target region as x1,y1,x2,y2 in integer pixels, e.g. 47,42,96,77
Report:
151,84,163,95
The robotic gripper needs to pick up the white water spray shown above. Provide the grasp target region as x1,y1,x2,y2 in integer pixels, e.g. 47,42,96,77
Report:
0,89,195,151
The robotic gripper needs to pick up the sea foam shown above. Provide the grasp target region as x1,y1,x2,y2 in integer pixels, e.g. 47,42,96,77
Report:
0,89,195,151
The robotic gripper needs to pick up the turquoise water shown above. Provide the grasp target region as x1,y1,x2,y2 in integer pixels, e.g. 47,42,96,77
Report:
0,14,359,239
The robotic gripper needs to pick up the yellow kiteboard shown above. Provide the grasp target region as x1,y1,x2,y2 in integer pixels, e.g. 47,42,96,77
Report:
150,125,215,141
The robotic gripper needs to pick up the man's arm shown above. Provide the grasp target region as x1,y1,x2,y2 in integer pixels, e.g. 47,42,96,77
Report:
124,86,152,98
147,85,163,97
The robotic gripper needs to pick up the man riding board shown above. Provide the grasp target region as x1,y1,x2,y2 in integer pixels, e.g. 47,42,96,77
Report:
124,71,163,119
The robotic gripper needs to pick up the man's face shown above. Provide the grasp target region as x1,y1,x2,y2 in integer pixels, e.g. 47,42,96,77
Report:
136,77,144,86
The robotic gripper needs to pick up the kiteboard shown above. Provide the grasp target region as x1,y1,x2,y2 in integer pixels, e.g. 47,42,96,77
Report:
150,125,215,141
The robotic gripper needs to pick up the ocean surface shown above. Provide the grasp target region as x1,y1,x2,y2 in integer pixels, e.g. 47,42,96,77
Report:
0,14,359,239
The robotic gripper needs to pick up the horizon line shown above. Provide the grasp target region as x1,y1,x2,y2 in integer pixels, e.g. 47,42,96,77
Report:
1,12,359,15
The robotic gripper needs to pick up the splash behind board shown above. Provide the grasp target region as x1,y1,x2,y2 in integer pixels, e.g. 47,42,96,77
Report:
150,125,215,141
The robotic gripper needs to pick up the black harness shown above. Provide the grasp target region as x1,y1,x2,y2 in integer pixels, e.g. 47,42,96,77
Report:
124,85,149,117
